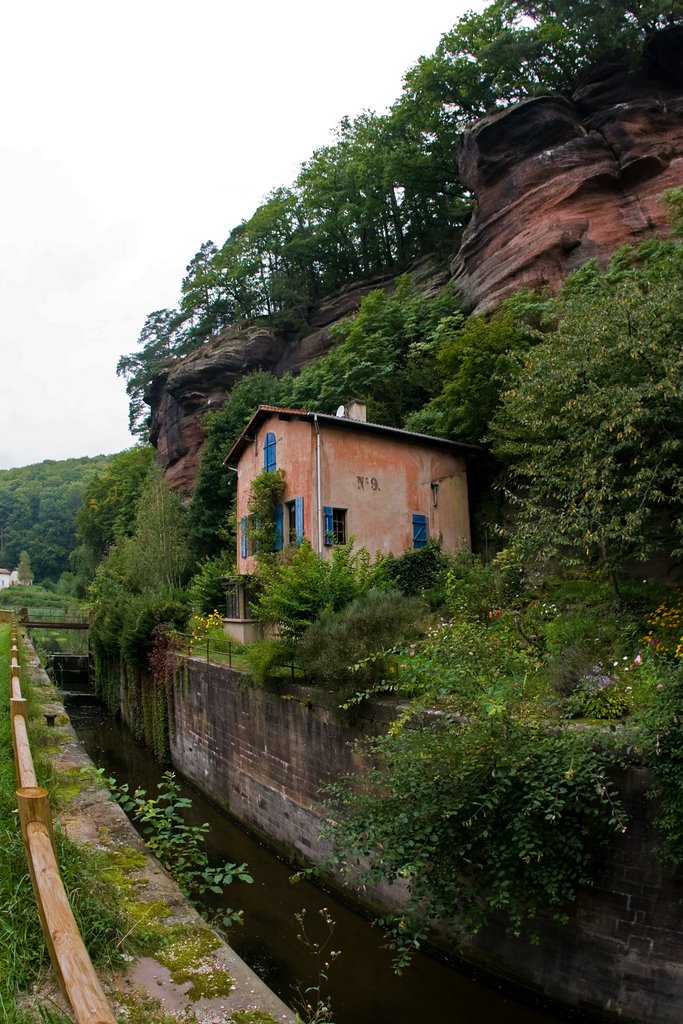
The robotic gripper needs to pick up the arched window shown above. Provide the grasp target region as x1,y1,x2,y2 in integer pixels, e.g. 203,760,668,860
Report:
264,431,277,472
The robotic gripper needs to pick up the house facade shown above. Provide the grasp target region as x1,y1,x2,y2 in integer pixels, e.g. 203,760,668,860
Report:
223,402,474,640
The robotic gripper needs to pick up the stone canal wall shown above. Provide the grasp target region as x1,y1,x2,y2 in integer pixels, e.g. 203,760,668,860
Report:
168,660,683,1024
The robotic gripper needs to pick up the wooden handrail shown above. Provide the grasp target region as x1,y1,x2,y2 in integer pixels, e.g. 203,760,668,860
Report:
18,789,116,1024
7,622,117,1024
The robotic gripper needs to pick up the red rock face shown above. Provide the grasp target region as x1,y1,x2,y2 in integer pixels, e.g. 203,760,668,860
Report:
451,28,683,311
148,258,449,495
150,30,682,494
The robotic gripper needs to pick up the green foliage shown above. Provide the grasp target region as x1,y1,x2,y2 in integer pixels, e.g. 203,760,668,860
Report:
244,638,294,686
248,469,286,558
297,589,424,691
636,661,683,861
491,238,683,594
0,625,127,1019
253,541,329,641
324,713,627,959
74,445,155,583
119,591,189,669
188,550,235,614
406,308,536,444
189,371,285,558
106,771,252,926
118,5,682,435
446,549,521,623
0,454,112,583
384,540,449,597
253,541,384,641
280,277,462,427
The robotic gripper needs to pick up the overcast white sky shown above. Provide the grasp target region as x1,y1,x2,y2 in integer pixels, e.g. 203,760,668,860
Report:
0,0,481,471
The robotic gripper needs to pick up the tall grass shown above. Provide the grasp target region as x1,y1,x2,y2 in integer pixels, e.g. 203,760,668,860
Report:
0,624,126,1021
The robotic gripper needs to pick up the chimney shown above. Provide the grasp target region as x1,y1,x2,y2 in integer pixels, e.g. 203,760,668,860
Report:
344,400,367,422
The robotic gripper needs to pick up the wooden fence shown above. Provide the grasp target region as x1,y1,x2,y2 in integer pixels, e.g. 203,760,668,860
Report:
8,619,116,1024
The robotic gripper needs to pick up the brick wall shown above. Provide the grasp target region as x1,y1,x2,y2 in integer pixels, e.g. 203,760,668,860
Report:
168,660,683,1022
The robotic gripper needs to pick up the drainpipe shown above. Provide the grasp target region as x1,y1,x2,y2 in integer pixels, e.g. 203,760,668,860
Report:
313,414,323,556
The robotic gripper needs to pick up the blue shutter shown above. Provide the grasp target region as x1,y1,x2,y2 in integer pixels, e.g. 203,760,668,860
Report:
295,496,304,544
264,431,276,472
412,514,428,549
323,506,333,546
240,516,247,558
274,503,284,552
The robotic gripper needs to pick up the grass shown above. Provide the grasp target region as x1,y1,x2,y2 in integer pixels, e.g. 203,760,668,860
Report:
0,623,129,1022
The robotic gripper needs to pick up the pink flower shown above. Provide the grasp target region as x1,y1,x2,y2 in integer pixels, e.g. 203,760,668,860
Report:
657,683,664,690
633,654,642,666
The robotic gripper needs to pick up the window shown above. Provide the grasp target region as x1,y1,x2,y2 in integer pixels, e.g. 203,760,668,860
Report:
323,506,347,546
240,515,256,557
412,513,428,549
264,431,277,472
285,497,304,545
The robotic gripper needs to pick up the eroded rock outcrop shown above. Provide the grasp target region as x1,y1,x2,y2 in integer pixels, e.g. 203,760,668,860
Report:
452,28,683,310
150,29,683,493
148,256,449,494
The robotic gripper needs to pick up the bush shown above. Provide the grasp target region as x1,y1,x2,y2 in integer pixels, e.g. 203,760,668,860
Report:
244,638,294,686
385,540,449,597
188,551,235,614
119,589,189,668
297,589,424,690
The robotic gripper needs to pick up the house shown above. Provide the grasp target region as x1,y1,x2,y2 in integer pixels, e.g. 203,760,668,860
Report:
223,401,475,641
0,569,10,590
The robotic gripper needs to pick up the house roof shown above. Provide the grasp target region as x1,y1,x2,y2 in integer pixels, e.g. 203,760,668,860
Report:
225,405,479,466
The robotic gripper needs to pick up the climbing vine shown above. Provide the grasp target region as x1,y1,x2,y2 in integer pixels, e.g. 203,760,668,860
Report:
247,469,285,558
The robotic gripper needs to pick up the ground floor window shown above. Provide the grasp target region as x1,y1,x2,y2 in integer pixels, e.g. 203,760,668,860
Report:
324,506,347,545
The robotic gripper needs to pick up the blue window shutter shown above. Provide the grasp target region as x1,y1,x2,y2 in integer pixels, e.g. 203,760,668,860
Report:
323,506,333,546
295,496,304,544
412,514,428,549
240,516,247,558
264,431,276,472
274,503,283,552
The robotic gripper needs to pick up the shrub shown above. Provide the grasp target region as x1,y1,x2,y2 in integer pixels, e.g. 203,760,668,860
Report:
188,551,236,615
120,590,189,668
297,589,424,690
385,540,449,597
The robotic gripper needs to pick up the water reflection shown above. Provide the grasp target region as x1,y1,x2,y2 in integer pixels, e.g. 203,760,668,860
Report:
70,702,584,1024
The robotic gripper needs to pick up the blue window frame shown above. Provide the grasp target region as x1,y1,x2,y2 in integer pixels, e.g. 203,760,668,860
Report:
294,496,304,544
323,506,346,546
274,503,284,552
264,431,277,472
412,513,428,549
240,516,247,558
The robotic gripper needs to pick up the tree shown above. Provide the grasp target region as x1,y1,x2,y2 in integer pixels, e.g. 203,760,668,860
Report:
129,467,192,592
17,550,32,583
490,236,683,599
74,446,156,583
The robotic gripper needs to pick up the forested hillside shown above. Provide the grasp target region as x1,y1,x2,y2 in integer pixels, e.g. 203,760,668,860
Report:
0,455,112,585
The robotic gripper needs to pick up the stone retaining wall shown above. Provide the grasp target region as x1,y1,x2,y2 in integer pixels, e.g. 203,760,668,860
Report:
168,659,683,1023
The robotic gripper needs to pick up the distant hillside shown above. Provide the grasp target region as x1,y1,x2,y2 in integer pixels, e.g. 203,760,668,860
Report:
0,455,113,584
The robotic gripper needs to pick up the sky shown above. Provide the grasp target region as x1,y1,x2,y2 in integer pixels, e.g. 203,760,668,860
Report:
0,0,482,471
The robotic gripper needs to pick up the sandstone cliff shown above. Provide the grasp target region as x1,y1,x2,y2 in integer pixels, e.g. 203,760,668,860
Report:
453,27,683,310
149,29,683,494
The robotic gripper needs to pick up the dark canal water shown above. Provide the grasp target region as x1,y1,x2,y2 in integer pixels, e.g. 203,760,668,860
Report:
69,701,588,1024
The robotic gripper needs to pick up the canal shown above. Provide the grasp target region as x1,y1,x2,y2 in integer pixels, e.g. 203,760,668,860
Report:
69,701,588,1024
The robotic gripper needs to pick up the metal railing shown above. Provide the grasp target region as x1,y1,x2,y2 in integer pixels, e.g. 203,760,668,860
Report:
7,619,116,1024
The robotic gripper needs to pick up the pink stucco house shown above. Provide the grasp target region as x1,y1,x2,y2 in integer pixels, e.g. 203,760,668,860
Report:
223,401,474,641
